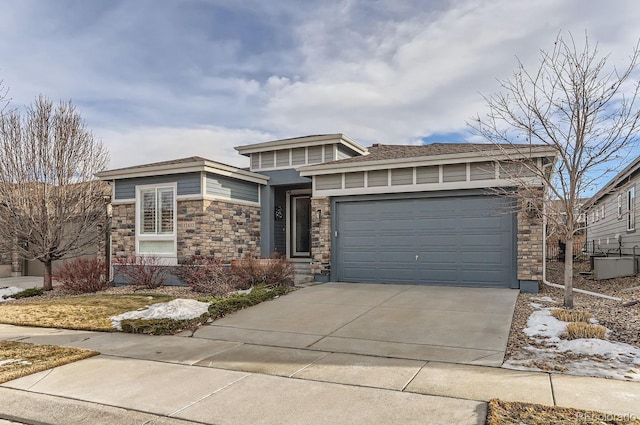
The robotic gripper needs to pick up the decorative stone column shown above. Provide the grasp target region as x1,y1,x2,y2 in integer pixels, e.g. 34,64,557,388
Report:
310,197,331,281
11,236,22,277
517,187,544,291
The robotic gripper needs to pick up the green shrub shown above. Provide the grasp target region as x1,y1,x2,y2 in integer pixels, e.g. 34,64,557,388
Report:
120,313,209,335
201,285,290,320
2,287,44,299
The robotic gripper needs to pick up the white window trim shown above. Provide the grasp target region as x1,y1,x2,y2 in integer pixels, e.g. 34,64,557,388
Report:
135,183,178,264
628,186,636,231
618,193,623,219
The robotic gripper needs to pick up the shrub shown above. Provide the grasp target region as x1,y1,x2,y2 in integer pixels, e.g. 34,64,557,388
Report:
551,309,592,323
175,256,239,295
566,322,607,340
113,255,169,289
201,285,290,320
120,313,209,336
4,287,44,299
54,257,112,294
232,253,295,289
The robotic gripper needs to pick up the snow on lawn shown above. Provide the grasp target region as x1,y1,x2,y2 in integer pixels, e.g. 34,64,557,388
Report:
0,287,23,302
110,299,210,331
504,303,640,381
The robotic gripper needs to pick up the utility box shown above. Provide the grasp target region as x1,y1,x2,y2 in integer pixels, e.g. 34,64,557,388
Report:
593,257,636,280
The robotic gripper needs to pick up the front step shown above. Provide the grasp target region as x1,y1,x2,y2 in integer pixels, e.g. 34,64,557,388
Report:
291,259,314,285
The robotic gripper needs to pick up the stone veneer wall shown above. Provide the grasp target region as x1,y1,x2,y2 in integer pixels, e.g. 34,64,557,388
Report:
310,197,331,277
177,199,260,259
110,199,260,261
516,187,544,282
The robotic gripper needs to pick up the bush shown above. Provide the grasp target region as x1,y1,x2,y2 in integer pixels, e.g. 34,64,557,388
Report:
54,257,112,294
232,253,295,289
175,256,239,295
566,322,607,340
201,285,290,320
120,313,209,336
551,309,592,323
4,287,44,299
114,255,169,289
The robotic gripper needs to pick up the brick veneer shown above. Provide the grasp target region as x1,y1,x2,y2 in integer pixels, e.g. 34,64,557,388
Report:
310,197,331,276
516,188,544,281
110,199,260,261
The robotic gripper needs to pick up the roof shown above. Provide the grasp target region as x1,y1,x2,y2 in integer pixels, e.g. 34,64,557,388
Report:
95,156,269,185
585,154,640,208
298,142,558,174
235,133,368,156
324,143,531,165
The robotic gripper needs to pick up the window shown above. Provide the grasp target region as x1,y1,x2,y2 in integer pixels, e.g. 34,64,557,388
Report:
629,186,636,231
618,193,623,219
136,184,177,260
601,204,605,219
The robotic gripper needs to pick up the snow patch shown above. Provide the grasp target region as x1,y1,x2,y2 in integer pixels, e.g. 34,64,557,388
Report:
504,304,640,381
0,287,23,302
110,299,210,331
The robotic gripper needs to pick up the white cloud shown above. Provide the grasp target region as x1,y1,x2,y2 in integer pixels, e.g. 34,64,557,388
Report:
99,126,272,169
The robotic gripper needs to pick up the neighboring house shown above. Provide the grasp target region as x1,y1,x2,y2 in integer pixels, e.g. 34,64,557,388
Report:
96,134,557,292
584,155,639,256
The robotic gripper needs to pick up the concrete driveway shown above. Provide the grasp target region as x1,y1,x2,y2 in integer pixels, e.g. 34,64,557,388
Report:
193,282,519,367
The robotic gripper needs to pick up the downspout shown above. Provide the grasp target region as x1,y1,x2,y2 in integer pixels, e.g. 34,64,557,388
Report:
540,164,621,301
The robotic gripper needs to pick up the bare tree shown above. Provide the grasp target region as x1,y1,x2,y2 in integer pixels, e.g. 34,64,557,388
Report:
0,96,110,290
469,33,640,308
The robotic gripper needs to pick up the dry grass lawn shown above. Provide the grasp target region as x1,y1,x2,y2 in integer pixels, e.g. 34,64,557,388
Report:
487,399,640,425
0,340,98,384
0,294,174,331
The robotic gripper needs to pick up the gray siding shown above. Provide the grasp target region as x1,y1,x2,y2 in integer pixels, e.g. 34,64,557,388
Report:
368,170,388,187
261,151,275,168
316,174,342,190
443,164,466,183
308,146,323,164
470,162,495,181
499,160,537,178
391,168,413,186
416,166,439,184
206,172,259,203
324,144,335,161
276,150,290,167
251,154,259,169
114,173,201,200
345,172,365,188
587,181,639,255
292,148,306,165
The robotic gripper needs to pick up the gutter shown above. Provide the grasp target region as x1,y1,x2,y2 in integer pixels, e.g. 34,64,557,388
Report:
540,163,621,301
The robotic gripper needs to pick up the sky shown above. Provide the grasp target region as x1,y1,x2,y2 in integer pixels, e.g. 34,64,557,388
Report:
0,0,639,172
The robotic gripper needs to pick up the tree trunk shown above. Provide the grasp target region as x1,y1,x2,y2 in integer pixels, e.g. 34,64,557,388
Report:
563,237,574,308
43,260,53,291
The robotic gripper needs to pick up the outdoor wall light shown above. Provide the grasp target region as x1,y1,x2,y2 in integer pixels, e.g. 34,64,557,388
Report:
316,209,323,221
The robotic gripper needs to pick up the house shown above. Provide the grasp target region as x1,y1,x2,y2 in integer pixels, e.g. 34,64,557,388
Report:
96,134,557,292
584,155,639,257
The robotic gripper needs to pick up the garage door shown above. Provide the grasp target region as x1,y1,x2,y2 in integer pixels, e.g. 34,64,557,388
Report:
334,195,515,287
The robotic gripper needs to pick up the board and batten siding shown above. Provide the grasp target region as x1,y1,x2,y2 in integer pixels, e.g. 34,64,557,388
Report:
114,173,201,200
587,181,639,254
206,172,260,203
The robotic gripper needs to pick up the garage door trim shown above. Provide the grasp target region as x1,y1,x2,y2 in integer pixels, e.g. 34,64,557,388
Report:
330,189,517,288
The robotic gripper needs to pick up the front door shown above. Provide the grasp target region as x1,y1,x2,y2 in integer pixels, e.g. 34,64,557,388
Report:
291,195,311,257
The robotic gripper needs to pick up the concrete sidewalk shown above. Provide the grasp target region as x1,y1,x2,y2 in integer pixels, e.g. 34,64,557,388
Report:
2,324,640,424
